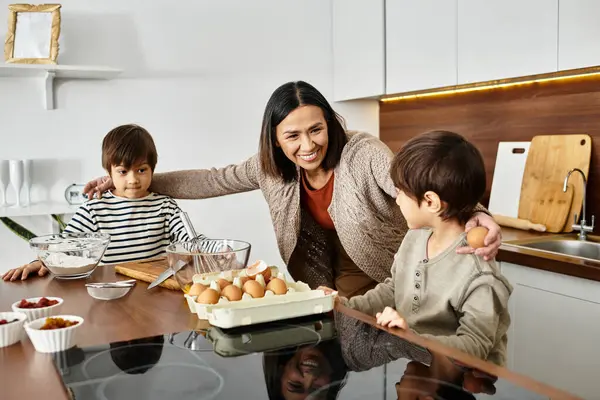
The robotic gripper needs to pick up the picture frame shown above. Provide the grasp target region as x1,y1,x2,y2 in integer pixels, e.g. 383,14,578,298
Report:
4,3,62,64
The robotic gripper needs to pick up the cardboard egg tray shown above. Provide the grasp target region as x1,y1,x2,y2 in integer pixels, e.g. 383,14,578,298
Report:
184,266,335,329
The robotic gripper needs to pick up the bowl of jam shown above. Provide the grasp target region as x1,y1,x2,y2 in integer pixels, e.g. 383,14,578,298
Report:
11,296,63,322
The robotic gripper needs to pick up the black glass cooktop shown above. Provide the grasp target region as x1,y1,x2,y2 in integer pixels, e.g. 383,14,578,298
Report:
52,313,549,400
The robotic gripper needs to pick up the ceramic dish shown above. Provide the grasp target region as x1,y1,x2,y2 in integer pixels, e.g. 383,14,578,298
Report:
86,284,133,300
11,296,64,322
0,311,27,348
24,315,84,353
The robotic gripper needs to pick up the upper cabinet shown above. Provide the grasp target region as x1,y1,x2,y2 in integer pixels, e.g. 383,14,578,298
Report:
558,0,600,70
332,0,385,102
457,0,558,84
385,0,457,94
332,0,600,101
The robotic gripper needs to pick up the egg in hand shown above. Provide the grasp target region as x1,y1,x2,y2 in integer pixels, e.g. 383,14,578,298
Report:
466,226,489,249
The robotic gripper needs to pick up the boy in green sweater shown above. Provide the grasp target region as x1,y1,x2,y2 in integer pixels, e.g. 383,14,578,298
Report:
325,130,512,366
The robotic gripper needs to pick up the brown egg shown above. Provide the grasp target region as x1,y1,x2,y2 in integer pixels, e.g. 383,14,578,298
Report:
188,283,208,297
243,280,265,298
266,278,287,295
196,288,220,304
246,261,272,281
221,284,243,301
217,278,231,290
238,276,249,286
467,226,489,249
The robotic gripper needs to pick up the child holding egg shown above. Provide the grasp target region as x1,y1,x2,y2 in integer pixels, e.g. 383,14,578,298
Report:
324,130,513,366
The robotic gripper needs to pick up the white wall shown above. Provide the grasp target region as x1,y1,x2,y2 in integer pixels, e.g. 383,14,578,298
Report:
0,0,379,274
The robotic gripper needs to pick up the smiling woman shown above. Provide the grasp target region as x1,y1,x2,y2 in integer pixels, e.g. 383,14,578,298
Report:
82,81,502,297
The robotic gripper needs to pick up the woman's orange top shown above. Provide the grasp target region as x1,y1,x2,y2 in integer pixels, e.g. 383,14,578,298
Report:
300,171,335,230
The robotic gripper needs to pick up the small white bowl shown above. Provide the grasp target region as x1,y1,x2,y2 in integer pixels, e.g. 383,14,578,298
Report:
11,297,63,322
0,312,27,348
24,315,84,353
86,285,132,300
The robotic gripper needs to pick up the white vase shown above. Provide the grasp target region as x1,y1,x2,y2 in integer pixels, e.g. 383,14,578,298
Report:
0,160,8,206
23,159,32,205
9,160,24,208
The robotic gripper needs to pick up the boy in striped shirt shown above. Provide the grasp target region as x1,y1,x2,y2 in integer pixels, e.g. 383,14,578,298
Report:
3,124,205,281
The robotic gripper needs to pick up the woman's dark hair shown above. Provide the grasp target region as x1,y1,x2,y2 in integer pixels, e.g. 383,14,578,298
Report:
263,340,348,400
390,130,486,224
259,81,348,181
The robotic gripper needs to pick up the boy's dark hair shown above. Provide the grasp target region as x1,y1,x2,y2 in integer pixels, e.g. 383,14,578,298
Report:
259,81,348,182
390,130,486,224
102,124,158,172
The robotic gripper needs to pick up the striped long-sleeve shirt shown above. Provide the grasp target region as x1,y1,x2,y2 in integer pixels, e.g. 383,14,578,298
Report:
64,191,204,264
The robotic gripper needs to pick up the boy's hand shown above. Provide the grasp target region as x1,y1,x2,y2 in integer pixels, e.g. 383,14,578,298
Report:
376,306,407,329
83,176,114,200
2,262,48,281
457,212,502,261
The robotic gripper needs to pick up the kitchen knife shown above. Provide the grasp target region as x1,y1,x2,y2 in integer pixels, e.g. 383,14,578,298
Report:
148,211,197,290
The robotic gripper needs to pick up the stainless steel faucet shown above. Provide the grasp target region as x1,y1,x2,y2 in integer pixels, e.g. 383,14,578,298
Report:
563,168,595,240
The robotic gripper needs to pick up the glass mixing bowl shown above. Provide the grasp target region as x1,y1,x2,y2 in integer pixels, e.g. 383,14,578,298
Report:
166,239,251,293
29,232,111,279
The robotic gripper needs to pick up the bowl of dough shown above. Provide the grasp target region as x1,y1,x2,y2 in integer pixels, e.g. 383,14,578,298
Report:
29,232,111,279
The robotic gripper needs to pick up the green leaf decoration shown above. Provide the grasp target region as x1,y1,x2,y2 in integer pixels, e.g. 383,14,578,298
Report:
0,217,36,241
51,214,67,232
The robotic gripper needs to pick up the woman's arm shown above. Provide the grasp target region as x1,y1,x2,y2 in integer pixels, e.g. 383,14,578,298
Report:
84,154,262,200
150,154,261,199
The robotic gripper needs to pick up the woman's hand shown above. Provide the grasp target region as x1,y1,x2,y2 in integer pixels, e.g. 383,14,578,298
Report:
317,286,337,296
456,212,502,261
83,176,114,200
376,306,407,329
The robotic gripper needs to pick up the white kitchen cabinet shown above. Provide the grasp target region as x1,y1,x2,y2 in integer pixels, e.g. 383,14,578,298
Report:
558,0,600,70
502,262,600,400
385,0,457,94
332,0,385,101
457,0,558,84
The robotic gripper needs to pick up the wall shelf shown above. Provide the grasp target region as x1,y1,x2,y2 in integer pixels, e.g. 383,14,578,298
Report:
0,202,79,218
0,63,122,110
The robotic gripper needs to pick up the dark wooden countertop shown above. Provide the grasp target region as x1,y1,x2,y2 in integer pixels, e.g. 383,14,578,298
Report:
498,228,600,282
0,263,580,400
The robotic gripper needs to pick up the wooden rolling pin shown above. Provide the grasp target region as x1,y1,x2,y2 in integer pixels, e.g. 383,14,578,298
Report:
492,214,547,232
114,265,180,290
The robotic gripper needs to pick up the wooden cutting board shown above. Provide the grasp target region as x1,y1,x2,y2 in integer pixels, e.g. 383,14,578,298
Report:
519,134,592,232
528,184,574,233
114,258,180,291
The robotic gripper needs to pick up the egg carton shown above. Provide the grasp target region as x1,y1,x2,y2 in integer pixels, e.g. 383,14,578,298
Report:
191,265,280,285
184,269,335,329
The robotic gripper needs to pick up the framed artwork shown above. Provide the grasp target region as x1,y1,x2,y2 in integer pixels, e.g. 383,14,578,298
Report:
4,4,62,64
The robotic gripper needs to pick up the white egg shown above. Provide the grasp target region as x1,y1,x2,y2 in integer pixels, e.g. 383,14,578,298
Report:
264,290,274,297
255,274,266,288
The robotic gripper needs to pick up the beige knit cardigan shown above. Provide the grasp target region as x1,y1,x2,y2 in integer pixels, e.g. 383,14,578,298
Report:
151,131,483,288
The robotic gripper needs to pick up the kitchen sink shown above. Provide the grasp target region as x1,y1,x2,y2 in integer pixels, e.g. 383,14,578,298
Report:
504,235,600,263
